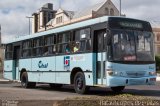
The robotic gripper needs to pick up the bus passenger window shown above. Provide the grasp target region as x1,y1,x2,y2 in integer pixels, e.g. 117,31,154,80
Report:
73,42,79,53
65,44,70,53
86,40,91,51
43,47,49,56
79,41,85,52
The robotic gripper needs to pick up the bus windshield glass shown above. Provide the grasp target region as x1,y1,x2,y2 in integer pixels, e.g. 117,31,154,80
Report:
111,29,154,62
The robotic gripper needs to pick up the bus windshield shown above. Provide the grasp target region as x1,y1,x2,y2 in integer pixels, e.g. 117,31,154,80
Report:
111,29,154,62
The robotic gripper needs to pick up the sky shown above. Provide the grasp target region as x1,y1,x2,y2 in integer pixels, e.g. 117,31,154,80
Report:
0,0,160,43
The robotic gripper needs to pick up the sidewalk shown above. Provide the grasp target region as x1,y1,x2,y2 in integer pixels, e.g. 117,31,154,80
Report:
0,72,11,84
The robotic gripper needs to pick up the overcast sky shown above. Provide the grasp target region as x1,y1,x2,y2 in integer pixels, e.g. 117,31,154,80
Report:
0,0,160,43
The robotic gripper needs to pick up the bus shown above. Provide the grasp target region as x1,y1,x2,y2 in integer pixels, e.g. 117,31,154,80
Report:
3,16,156,94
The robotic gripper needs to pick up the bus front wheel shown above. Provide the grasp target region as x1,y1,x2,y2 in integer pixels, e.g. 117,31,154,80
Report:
74,72,88,94
111,86,125,93
21,72,36,88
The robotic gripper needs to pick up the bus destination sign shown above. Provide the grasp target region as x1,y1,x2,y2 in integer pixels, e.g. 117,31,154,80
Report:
119,22,143,29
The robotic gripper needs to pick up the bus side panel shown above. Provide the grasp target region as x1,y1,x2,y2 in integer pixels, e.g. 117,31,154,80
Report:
3,60,13,80
19,58,32,79
70,53,93,86
55,55,70,84
55,53,93,85
31,57,56,83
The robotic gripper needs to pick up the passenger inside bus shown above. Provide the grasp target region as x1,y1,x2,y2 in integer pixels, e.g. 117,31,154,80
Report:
65,44,70,53
73,42,79,53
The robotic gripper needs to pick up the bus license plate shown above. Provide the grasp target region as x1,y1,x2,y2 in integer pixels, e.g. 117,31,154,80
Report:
150,78,156,81
129,79,144,85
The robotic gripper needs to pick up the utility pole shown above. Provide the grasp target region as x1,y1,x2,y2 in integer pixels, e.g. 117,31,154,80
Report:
119,0,121,16
59,0,62,8
26,16,33,35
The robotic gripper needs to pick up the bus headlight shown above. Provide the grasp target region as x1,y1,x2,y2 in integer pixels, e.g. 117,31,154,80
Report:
149,71,156,76
108,71,114,76
106,69,119,76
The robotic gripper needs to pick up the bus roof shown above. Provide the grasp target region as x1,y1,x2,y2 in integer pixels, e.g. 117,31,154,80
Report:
5,16,149,44
5,16,111,44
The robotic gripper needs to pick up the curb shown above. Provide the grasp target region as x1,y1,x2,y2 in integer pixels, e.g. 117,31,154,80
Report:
0,79,13,84
0,78,20,84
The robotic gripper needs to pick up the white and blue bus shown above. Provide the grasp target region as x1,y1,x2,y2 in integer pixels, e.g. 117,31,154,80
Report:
4,16,156,94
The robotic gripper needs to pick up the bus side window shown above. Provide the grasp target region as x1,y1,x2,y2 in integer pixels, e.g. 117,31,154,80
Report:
73,28,91,53
32,37,43,56
57,32,71,54
86,39,91,51
73,42,79,53
5,44,13,59
65,43,71,53
22,40,32,58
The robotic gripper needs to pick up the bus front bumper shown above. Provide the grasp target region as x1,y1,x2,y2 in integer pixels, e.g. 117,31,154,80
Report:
106,76,156,87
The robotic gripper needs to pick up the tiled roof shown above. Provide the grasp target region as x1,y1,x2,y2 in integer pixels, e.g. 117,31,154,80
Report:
73,0,107,19
64,10,75,19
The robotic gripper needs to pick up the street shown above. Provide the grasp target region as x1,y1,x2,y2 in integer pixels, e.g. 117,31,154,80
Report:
0,82,159,101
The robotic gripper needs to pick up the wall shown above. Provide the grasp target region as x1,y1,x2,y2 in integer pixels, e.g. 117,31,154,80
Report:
153,28,160,55
0,46,4,72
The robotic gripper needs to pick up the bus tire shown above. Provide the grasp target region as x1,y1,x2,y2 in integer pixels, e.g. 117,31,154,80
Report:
21,72,36,88
111,86,125,93
74,72,88,94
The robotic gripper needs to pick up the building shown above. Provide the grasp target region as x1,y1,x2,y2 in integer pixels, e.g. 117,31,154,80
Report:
46,8,74,28
32,0,120,33
32,3,57,33
151,21,160,55
0,25,4,72
0,46,4,72
73,0,119,19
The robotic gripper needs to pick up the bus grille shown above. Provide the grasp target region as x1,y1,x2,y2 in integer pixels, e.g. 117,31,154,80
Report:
126,71,145,78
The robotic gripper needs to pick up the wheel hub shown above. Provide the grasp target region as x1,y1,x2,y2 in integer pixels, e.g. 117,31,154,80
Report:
77,77,83,89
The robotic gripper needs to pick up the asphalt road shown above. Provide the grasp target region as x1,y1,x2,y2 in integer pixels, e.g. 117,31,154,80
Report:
0,82,159,101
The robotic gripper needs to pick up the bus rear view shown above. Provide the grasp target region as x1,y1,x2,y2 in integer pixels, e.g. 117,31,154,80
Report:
105,17,156,92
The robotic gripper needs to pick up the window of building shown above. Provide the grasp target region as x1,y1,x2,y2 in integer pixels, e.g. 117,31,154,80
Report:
105,8,109,15
5,44,13,59
22,40,32,58
110,8,114,16
72,28,91,53
56,16,63,24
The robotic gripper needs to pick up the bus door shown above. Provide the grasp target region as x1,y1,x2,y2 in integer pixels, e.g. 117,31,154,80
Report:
94,29,106,85
13,46,20,80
